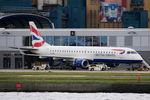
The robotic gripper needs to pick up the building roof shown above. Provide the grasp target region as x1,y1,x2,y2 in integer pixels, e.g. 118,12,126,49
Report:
0,13,53,29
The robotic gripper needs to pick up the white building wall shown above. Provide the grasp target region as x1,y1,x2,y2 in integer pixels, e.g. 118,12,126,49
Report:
7,36,15,47
37,0,63,10
0,28,150,51
0,36,6,47
141,37,149,47
1,28,150,68
117,36,124,47
44,0,62,5
14,37,22,47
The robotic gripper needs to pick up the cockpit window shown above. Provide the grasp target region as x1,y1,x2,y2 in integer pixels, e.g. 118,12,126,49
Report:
127,51,137,54
131,51,137,54
127,51,130,54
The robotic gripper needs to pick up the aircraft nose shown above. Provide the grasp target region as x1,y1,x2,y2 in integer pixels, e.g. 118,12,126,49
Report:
136,54,143,61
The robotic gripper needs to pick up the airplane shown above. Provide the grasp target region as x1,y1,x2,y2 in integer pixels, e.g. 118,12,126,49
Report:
11,21,144,69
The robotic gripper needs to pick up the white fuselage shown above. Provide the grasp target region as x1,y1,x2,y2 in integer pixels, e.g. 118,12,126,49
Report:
32,46,143,63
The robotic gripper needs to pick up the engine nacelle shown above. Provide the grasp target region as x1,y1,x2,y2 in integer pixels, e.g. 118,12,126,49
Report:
73,59,89,68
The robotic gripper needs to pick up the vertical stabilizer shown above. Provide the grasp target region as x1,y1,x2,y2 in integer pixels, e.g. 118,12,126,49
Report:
29,21,49,48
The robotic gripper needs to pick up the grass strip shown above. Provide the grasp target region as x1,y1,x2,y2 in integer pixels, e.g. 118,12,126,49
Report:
0,80,148,84
0,72,150,76
0,76,150,81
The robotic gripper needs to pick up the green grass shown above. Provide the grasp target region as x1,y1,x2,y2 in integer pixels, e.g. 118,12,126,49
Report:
0,72,150,76
0,72,150,84
0,76,150,81
0,76,149,84
0,80,148,84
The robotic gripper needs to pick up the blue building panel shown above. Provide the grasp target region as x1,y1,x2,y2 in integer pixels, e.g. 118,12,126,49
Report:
47,6,65,28
0,0,33,12
66,0,86,28
48,0,86,28
0,0,32,7
122,10,148,28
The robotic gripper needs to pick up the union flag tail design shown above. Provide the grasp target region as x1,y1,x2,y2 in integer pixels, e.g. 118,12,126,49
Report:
29,21,46,48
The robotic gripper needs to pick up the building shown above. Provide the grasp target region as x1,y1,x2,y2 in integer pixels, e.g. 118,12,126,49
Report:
0,0,149,28
86,0,150,28
0,0,86,28
0,0,150,69
0,28,150,69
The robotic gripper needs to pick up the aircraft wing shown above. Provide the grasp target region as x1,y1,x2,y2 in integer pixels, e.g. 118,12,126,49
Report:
10,46,38,51
10,46,39,56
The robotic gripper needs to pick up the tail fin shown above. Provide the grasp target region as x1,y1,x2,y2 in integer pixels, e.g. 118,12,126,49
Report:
29,21,48,48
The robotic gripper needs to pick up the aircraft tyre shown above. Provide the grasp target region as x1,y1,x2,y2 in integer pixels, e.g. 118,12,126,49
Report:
36,67,39,70
45,66,49,70
102,67,106,71
90,68,94,71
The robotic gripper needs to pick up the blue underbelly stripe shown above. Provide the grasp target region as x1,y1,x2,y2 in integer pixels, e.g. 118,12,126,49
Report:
90,59,143,63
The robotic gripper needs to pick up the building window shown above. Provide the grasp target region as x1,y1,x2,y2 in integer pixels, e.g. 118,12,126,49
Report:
77,36,85,46
54,36,60,46
125,36,133,47
69,36,76,46
93,36,100,46
23,36,31,46
100,36,107,46
85,36,93,46
60,36,68,46
45,36,54,45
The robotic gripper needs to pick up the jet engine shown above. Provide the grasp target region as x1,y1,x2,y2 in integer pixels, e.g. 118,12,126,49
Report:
73,59,89,68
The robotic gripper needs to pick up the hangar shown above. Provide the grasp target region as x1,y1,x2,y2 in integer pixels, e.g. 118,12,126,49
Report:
0,27,150,69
